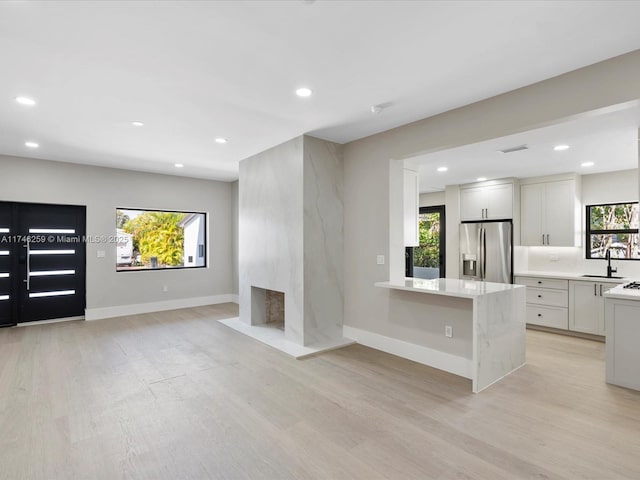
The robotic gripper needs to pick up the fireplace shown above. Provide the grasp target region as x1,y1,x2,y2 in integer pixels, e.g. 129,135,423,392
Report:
251,286,284,330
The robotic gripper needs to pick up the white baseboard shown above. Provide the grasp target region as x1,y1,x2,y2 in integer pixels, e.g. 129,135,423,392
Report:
230,294,239,304
85,294,236,321
342,325,473,379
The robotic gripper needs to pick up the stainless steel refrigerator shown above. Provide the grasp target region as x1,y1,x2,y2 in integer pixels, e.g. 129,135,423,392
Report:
459,221,512,284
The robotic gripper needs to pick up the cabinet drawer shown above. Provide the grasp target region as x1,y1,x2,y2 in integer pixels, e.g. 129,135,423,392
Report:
515,276,568,290
527,305,568,329
526,288,568,307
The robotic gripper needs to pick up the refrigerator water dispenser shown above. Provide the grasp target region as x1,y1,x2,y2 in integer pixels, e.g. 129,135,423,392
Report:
462,254,477,277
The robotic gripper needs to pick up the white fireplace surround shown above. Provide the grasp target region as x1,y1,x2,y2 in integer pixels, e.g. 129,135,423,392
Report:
220,135,354,358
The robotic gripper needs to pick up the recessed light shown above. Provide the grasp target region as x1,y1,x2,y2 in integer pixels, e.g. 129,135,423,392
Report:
215,138,228,144
131,121,144,127
174,163,184,168
581,162,594,167
15,96,36,106
554,144,570,151
437,167,448,172
477,177,487,182
25,141,39,148
295,87,313,97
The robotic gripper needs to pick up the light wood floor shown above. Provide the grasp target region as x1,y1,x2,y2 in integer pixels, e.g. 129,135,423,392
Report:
1,304,639,480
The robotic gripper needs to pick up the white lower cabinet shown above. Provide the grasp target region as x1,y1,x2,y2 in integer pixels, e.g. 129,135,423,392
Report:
516,276,623,336
569,280,619,336
526,304,569,329
515,276,568,329
606,297,640,391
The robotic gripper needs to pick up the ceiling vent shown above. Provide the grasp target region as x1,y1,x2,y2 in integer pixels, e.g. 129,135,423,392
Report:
499,144,529,154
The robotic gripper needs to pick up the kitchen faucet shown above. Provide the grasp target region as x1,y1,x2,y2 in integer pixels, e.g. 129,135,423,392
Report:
606,249,618,278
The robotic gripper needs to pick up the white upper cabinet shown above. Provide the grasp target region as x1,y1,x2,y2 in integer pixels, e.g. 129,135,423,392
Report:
520,183,544,245
520,177,580,247
403,168,419,247
460,182,514,221
486,183,514,220
460,187,486,221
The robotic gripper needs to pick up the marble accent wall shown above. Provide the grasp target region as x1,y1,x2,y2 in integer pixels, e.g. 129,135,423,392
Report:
239,137,304,344
239,135,344,347
303,136,344,344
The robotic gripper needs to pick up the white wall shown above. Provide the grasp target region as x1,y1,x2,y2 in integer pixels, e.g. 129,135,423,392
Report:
343,49,640,338
419,191,445,207
444,185,461,279
582,169,638,205
231,180,239,295
0,155,234,316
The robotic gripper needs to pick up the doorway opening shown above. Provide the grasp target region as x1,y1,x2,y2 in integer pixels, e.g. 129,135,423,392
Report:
406,205,446,279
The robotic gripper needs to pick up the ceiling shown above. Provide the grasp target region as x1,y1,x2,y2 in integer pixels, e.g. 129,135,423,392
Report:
411,106,640,193
2,1,640,181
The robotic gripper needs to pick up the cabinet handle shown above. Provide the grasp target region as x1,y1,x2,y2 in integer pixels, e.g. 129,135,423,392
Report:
600,284,603,297
537,281,542,284
542,234,545,245
546,234,550,245
537,313,542,317
594,284,597,296
537,295,542,298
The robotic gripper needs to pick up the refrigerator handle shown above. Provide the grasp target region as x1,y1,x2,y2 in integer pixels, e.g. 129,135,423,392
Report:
482,227,487,281
477,226,483,280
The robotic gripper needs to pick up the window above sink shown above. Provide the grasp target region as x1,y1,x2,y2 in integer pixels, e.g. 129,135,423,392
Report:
586,202,639,261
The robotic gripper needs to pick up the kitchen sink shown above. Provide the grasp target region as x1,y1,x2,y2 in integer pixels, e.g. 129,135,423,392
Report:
581,274,624,279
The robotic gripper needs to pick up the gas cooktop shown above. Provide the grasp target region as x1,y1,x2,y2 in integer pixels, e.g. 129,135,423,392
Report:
622,282,640,290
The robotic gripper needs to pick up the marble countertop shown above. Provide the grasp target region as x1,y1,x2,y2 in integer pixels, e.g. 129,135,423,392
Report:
604,284,640,301
375,278,524,299
515,271,628,284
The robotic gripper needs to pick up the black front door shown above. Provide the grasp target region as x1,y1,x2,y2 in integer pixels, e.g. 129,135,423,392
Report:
0,202,86,326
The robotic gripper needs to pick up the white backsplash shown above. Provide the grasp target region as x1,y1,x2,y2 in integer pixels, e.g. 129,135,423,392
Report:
515,246,640,280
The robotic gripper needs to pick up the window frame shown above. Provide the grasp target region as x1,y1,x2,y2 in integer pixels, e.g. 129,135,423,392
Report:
585,201,639,261
115,207,208,272
405,205,446,278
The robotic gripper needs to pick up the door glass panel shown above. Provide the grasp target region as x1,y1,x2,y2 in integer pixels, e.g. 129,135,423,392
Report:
29,228,76,234
29,270,75,276
412,206,445,279
29,249,76,255
29,290,76,298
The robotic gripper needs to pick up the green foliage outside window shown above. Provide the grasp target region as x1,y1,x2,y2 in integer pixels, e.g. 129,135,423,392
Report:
122,211,186,266
413,212,441,268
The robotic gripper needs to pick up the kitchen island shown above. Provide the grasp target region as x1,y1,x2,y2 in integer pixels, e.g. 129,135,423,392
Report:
604,283,640,391
374,278,526,392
